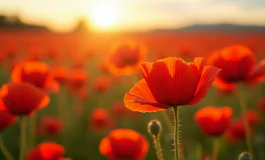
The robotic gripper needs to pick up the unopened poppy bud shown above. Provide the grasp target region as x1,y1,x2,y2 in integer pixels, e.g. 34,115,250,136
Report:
148,120,162,139
238,152,252,160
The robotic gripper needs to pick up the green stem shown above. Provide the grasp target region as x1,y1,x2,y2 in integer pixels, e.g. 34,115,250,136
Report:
237,87,254,158
19,116,26,160
29,114,36,147
173,106,179,160
0,134,14,160
154,137,164,160
58,86,67,117
195,144,202,160
212,138,219,160
162,111,172,132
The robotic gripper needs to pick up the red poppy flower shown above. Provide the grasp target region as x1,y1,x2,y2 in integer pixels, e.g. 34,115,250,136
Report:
38,117,63,136
25,47,43,61
226,110,260,143
90,108,114,131
178,45,193,59
0,50,6,64
67,68,88,91
226,119,246,143
11,61,59,93
0,99,17,132
99,128,149,160
0,83,50,115
105,43,147,75
75,88,89,100
46,47,61,61
246,110,260,127
111,102,127,117
216,85,235,96
194,106,232,136
257,97,265,112
111,102,138,118
124,57,220,112
208,45,265,89
5,47,19,59
26,142,65,160
94,77,110,93
51,67,70,85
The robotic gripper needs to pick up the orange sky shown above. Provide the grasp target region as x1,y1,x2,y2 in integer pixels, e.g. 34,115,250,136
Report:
0,0,265,32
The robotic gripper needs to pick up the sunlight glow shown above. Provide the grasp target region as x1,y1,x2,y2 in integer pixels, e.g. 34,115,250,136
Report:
91,3,118,28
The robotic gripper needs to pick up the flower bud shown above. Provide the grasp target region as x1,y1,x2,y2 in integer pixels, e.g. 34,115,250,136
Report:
148,119,162,139
238,152,252,160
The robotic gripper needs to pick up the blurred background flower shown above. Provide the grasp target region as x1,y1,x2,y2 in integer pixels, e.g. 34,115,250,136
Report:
0,0,265,159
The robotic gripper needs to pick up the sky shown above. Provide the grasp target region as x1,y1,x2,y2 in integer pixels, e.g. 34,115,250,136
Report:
0,0,265,32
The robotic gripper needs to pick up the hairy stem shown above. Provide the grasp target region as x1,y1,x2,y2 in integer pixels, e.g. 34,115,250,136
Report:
154,136,164,160
173,106,179,160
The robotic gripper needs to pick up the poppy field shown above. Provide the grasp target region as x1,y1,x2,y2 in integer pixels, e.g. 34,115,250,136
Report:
0,29,265,160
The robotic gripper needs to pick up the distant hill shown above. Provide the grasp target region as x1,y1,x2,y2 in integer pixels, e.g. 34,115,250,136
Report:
0,15,49,31
1,15,265,33
151,24,265,33
0,15,91,33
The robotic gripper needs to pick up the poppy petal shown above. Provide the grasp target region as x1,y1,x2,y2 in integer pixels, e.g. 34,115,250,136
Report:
188,66,221,105
38,95,50,110
45,80,60,93
124,79,169,112
247,59,265,83
141,57,200,105
170,58,201,105
11,63,22,83
213,77,236,90
99,137,115,159
135,136,149,160
0,99,8,111
208,45,256,83
141,59,176,104
193,57,205,74
0,83,50,115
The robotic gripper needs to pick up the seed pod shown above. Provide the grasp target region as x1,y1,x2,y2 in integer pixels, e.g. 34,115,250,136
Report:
238,152,252,160
148,119,162,139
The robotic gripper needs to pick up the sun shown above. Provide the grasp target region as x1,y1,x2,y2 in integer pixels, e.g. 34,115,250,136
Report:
91,4,118,28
